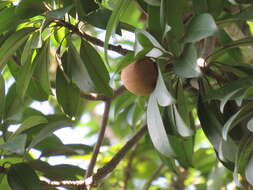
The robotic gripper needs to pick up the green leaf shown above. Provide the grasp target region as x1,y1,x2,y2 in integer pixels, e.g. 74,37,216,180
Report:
174,44,201,78
183,13,218,43
29,160,85,181
171,105,193,137
192,0,208,14
134,29,164,58
47,5,73,19
160,0,184,56
104,0,128,64
153,67,174,106
15,0,46,19
0,134,27,154
56,67,80,118
28,115,72,149
7,163,44,190
219,88,242,113
222,102,253,141
0,27,35,71
31,40,51,99
68,43,96,92
0,7,21,33
0,74,5,122
21,31,42,65
207,165,228,190
16,54,37,99
80,39,113,96
0,176,11,190
245,152,253,185
4,83,28,121
147,94,175,157
10,116,48,139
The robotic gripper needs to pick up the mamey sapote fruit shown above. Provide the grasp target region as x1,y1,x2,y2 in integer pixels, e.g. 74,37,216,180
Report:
121,58,158,95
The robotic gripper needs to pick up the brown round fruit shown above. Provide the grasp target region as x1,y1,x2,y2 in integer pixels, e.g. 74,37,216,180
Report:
121,58,158,95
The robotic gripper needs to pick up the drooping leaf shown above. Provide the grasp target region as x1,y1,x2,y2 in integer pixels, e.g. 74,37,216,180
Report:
56,67,80,118
160,0,184,56
0,27,35,71
7,163,44,190
174,44,201,78
68,43,96,92
104,0,128,63
154,67,174,106
80,39,113,96
147,94,175,157
183,13,218,43
222,102,253,141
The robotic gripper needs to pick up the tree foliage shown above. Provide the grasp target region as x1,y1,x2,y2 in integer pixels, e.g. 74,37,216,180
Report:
1,0,253,189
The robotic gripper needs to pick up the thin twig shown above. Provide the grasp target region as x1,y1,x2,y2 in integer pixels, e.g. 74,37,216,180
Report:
142,164,164,190
85,100,111,178
39,125,147,189
55,20,131,56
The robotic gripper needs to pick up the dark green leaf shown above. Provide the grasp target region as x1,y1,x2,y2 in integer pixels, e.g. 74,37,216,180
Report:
104,0,128,63
0,27,35,71
192,0,208,14
0,7,21,34
47,5,73,19
68,43,96,92
15,0,46,19
56,67,80,117
7,163,44,190
80,39,113,96
174,44,201,78
28,115,72,149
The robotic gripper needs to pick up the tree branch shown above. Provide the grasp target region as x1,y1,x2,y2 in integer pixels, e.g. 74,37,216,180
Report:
55,20,131,56
39,125,147,189
85,100,111,178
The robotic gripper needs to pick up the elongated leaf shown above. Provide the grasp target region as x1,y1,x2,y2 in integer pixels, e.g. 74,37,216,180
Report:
220,88,242,113
10,116,48,139
7,163,44,190
222,102,253,140
246,152,253,185
80,40,113,96
0,134,27,154
172,105,193,137
0,27,35,70
0,75,5,122
183,13,218,43
0,7,21,33
154,68,174,106
28,115,72,149
68,43,96,92
174,44,201,78
104,0,128,63
161,0,184,55
56,67,80,117
31,40,51,98
147,94,175,157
